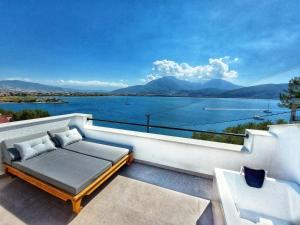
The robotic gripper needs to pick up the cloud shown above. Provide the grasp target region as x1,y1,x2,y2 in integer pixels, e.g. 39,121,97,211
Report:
3,77,32,82
54,80,128,88
146,56,238,82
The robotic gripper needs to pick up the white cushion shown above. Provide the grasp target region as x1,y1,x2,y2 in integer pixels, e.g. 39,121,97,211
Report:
55,128,82,147
14,136,56,161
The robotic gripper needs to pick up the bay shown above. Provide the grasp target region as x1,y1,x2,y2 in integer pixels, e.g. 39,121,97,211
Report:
0,96,289,138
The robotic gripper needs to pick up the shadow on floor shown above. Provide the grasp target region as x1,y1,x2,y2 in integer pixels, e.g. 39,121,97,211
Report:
0,176,75,225
119,162,213,199
0,174,115,225
197,202,214,225
0,162,214,225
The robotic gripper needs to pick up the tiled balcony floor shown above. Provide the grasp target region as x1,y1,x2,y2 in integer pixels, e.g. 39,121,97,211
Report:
0,162,216,225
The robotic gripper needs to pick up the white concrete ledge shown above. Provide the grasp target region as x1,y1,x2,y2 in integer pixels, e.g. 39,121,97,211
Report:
268,123,300,128
245,129,273,137
85,125,243,152
0,113,92,131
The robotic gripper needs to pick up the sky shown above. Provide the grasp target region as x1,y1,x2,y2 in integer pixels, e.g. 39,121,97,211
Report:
0,0,300,90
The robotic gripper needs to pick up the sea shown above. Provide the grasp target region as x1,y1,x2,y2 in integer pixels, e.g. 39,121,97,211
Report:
0,96,289,138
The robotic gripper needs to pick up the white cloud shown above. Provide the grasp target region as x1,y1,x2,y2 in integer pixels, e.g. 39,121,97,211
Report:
0,77,128,89
54,80,128,88
146,56,238,82
3,77,32,82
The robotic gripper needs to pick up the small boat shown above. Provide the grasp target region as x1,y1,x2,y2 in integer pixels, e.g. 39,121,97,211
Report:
125,96,130,105
253,115,264,120
263,102,272,113
263,109,272,113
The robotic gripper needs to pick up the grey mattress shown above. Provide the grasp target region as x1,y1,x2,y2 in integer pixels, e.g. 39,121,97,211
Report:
63,139,129,164
12,149,112,195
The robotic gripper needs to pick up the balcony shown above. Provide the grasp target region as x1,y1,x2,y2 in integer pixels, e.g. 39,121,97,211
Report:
0,162,218,225
0,113,299,225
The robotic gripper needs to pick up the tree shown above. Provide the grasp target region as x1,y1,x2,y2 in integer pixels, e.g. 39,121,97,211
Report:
279,76,300,108
192,119,287,145
0,108,50,121
13,109,50,121
280,76,300,122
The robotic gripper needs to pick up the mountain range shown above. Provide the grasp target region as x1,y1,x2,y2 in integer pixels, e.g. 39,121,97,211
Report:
112,76,287,99
0,78,288,99
111,76,242,95
0,80,67,92
0,80,107,93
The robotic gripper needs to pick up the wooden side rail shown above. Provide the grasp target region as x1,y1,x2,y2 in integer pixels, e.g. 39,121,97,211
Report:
4,153,133,214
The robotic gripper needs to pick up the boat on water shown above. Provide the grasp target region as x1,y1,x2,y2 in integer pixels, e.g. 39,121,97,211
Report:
125,96,130,105
263,102,272,113
263,109,272,113
253,115,264,120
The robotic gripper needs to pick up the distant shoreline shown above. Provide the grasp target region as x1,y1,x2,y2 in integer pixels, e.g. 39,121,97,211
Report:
0,96,67,104
0,93,280,101
52,94,280,100
0,101,66,104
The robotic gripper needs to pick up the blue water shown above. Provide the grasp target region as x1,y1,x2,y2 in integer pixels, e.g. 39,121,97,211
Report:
0,96,289,137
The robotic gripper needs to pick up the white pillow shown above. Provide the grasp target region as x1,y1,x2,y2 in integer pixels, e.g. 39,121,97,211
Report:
55,128,82,147
14,135,56,161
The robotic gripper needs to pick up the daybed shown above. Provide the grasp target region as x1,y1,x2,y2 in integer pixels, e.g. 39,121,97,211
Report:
1,127,133,213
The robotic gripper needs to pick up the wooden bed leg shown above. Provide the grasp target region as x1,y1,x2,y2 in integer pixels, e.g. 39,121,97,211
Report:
127,153,134,165
71,198,82,214
4,166,9,174
4,167,15,178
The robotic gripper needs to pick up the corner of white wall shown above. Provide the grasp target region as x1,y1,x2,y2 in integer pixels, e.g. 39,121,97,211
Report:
268,124,300,184
244,129,276,171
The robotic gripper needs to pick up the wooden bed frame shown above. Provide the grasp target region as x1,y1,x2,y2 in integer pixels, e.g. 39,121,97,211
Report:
3,153,134,214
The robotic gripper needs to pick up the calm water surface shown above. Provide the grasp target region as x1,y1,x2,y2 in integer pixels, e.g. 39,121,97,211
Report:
0,96,289,137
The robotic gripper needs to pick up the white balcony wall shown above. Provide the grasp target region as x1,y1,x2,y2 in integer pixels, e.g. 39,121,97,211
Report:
83,124,276,177
268,124,300,184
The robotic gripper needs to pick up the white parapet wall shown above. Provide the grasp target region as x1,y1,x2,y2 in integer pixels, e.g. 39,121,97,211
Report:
83,124,278,176
268,124,300,184
1,113,298,180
